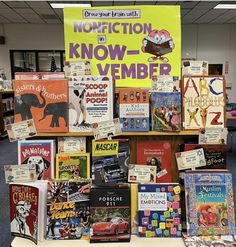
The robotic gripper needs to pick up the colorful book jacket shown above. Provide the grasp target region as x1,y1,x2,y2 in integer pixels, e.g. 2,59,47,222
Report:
14,79,68,132
46,179,91,240
150,92,181,131
58,137,86,153
131,183,138,235
182,76,226,130
18,140,55,180
138,183,182,237
10,184,39,244
185,171,235,236
184,144,227,169
68,76,114,132
90,184,131,243
56,153,90,179
136,141,172,183
14,72,65,80
119,88,149,131
92,139,130,184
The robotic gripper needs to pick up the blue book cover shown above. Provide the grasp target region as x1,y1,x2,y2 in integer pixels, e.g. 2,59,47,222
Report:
138,183,182,237
150,92,181,131
185,171,236,236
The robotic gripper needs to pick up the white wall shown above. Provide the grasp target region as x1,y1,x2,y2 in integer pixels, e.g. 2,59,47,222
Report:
0,23,235,102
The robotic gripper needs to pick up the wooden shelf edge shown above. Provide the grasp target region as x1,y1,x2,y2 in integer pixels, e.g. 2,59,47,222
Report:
36,130,199,137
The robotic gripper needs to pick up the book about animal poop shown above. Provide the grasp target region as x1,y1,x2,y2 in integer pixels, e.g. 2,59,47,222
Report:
14,80,68,132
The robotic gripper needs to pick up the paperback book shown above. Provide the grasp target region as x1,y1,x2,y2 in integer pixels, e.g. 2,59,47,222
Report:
138,183,182,237
150,92,181,131
136,141,172,183
185,170,235,236
68,76,114,132
56,153,90,179
119,88,149,131
92,139,129,184
18,140,55,180
90,184,131,243
9,181,47,244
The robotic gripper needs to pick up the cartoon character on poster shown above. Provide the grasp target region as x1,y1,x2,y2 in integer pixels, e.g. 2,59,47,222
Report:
141,29,175,63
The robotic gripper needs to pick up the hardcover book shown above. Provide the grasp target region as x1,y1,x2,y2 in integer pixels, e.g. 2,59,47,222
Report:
14,79,68,132
185,170,235,236
46,179,91,240
138,183,182,237
184,144,227,169
150,92,181,131
182,76,226,130
119,88,149,131
9,181,47,244
90,184,131,243
136,141,172,183
68,76,114,132
18,140,55,180
92,139,129,184
15,72,65,80
131,183,138,235
56,153,90,179
58,137,86,153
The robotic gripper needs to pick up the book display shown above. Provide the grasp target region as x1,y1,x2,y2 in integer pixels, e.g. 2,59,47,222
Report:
4,4,235,247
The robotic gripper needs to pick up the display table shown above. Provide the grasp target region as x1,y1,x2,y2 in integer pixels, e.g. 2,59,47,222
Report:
12,236,185,247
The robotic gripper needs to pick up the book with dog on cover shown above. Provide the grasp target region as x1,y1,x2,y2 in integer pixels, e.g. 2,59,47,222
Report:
90,184,131,243
9,181,47,244
18,140,55,180
185,170,235,236
46,179,91,240
56,153,90,179
68,75,114,132
14,79,68,132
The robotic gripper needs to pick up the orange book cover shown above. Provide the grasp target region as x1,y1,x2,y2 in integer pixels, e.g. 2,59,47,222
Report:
14,79,68,132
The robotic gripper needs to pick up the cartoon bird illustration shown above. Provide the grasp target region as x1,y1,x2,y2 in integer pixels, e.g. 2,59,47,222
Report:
141,29,175,62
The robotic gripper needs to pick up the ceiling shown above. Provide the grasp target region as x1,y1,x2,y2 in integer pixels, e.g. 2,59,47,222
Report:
0,1,236,24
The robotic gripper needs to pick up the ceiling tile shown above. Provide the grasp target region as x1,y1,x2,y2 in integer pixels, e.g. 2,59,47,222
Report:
34,8,54,15
136,1,157,5
0,15,10,23
182,8,209,22
25,18,45,24
179,1,199,9
26,1,51,9
92,1,113,6
194,9,228,23
4,1,29,8
193,1,220,9
14,8,35,14
0,2,10,9
156,1,177,5
44,19,62,24
211,10,236,23
181,9,190,16
113,1,136,5
0,8,16,14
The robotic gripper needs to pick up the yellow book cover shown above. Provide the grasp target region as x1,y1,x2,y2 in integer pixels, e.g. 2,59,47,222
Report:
56,153,90,179
131,183,138,235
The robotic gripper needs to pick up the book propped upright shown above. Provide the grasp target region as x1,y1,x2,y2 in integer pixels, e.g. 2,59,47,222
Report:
185,170,236,236
9,181,47,245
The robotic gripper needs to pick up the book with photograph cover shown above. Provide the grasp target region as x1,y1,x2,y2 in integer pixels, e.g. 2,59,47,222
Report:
90,184,131,243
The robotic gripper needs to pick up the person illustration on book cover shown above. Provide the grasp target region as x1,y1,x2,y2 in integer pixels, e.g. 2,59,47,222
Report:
200,105,212,128
187,108,200,126
141,29,175,62
11,200,32,236
148,157,162,173
171,105,179,130
142,118,148,129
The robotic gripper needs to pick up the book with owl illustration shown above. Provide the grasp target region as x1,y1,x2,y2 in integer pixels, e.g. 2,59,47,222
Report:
14,79,68,132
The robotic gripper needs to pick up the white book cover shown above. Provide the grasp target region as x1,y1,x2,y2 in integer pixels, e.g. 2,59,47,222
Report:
69,75,114,132
18,140,55,180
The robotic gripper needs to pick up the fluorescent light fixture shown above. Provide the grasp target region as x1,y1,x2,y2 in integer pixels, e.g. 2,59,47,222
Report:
214,4,236,9
50,3,91,9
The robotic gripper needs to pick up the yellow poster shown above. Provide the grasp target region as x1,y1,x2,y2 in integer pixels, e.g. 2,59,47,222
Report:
64,6,181,87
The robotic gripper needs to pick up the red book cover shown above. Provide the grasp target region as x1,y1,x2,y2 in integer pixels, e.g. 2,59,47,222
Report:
14,79,68,132
136,141,172,183
10,184,39,244
184,144,227,169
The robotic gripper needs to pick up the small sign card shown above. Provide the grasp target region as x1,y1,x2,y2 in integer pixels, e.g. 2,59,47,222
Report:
58,137,86,153
4,164,36,183
182,60,208,76
151,75,179,92
6,119,37,142
128,164,157,183
199,128,228,144
175,148,206,170
91,118,122,140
